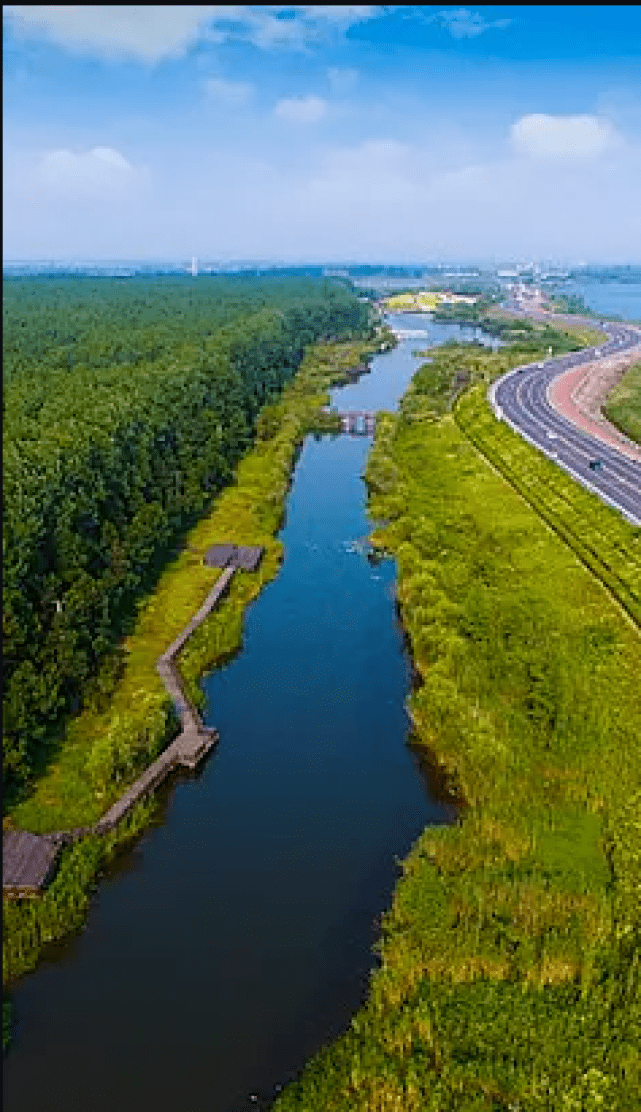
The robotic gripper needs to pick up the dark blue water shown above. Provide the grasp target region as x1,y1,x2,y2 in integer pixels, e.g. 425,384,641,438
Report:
4,319,465,1112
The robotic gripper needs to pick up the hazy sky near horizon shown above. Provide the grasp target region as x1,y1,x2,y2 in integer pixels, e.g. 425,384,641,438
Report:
3,5,641,263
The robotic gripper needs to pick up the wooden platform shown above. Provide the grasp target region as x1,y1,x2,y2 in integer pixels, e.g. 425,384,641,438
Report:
3,561,242,897
2,830,66,897
93,727,219,834
204,544,264,572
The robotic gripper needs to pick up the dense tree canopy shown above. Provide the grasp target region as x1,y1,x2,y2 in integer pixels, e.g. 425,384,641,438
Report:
3,275,372,794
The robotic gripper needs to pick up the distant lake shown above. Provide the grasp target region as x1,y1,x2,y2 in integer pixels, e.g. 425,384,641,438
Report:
549,278,641,322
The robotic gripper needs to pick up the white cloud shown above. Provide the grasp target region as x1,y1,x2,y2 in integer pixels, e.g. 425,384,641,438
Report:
430,8,512,39
203,76,254,104
510,114,622,162
3,6,225,63
421,147,641,260
5,112,639,263
235,130,641,262
35,146,137,196
327,67,358,96
318,137,416,182
247,7,377,48
3,5,381,62
275,95,328,123
596,88,641,132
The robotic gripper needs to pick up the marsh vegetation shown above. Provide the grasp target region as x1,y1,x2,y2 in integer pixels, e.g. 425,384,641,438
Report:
273,331,640,1111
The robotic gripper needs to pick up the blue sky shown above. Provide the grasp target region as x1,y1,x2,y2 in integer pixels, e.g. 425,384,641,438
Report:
3,6,641,263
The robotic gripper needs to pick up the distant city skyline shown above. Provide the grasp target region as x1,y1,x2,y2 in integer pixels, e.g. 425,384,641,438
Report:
4,258,636,274
4,6,640,262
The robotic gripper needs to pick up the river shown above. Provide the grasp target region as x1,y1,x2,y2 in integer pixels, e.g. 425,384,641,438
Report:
4,314,490,1112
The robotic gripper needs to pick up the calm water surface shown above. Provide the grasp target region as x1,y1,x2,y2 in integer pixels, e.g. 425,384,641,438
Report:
554,278,641,322
4,316,473,1112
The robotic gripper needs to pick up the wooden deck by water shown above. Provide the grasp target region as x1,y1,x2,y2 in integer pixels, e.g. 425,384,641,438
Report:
204,543,264,572
2,831,66,899
3,553,257,897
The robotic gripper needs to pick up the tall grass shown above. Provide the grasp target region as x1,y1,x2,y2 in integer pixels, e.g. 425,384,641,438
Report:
455,386,641,627
3,796,156,989
273,338,640,1110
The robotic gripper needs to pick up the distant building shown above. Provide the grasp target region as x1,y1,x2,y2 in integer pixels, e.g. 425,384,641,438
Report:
191,256,198,277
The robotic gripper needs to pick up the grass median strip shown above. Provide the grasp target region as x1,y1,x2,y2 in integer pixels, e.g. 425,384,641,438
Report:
604,362,641,446
455,385,641,628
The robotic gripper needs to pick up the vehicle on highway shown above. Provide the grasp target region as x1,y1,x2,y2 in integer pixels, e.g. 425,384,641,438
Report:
490,316,641,526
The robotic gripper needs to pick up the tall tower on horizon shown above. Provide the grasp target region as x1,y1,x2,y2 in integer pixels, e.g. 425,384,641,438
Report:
191,256,198,277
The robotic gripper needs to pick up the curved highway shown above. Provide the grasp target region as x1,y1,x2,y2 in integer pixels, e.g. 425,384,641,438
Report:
489,319,641,526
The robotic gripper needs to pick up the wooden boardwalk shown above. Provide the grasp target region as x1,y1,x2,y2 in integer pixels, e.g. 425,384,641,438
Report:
4,559,244,896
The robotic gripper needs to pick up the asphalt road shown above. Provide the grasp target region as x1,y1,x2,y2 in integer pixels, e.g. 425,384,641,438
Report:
488,317,641,526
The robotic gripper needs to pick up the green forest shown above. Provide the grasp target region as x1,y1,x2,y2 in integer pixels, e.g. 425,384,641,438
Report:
3,275,372,803
3,323,381,1008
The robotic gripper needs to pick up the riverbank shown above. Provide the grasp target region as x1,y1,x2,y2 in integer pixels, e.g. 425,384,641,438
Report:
5,318,461,1112
3,336,381,1013
273,328,640,1110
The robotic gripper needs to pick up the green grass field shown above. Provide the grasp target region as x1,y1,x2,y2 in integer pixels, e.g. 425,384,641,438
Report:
455,386,641,627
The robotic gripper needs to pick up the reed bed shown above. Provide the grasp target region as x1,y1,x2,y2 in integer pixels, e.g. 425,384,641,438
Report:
274,336,640,1111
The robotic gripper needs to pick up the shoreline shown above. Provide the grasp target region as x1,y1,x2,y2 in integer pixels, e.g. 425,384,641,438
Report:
270,315,641,1110
3,334,380,1009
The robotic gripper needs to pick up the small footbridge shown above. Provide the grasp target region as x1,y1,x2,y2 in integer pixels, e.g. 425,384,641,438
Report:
391,327,432,340
336,411,377,436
